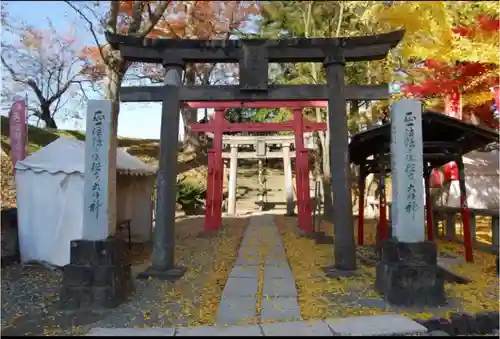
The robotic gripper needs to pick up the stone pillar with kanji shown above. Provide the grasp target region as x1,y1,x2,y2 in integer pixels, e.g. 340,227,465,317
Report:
375,99,445,307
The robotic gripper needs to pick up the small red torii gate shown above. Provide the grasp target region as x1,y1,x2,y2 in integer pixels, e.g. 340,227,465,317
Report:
186,100,328,234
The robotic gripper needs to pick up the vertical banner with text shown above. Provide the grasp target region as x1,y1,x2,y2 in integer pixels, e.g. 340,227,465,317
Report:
9,99,27,173
82,100,112,240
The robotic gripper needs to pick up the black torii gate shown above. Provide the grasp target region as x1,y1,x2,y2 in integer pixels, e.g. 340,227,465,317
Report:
107,29,405,280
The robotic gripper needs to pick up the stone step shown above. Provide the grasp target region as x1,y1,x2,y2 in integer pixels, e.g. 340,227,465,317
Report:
87,314,428,336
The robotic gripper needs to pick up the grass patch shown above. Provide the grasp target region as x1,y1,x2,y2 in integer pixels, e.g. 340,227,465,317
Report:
276,215,499,322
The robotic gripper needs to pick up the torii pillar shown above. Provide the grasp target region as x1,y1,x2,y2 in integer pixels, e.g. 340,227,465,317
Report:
227,144,239,215
282,142,295,216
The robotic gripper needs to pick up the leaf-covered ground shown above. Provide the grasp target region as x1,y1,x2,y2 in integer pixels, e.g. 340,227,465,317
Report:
1,216,248,336
276,215,499,322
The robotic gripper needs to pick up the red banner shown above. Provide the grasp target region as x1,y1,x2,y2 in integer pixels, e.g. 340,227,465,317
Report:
9,99,27,172
444,90,462,120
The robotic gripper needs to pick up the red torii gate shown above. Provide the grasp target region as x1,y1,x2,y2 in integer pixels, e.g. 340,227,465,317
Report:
186,101,328,234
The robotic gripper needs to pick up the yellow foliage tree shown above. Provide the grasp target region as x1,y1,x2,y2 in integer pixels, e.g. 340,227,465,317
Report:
363,1,499,114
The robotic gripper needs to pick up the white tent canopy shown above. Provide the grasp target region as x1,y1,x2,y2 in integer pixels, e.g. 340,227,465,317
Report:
15,137,157,267
436,149,499,210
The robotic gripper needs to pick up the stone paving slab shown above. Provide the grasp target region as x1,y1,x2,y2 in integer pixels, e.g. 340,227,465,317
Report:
263,265,293,280
87,328,176,336
176,325,263,336
219,214,301,325
260,297,302,322
235,255,262,266
238,247,260,256
260,320,335,336
223,277,259,297
230,266,260,278
263,255,288,266
87,314,429,336
325,314,428,336
216,296,257,324
263,278,298,297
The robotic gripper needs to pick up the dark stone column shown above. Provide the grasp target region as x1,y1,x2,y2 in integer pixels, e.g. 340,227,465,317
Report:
59,238,132,310
375,237,445,307
137,58,186,280
323,45,357,273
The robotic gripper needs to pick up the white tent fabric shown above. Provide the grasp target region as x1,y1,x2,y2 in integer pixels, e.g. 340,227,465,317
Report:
15,137,156,267
437,150,499,210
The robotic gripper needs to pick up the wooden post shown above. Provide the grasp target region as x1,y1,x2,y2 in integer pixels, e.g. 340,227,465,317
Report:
457,155,473,262
300,148,313,233
282,143,295,216
423,161,434,241
213,109,225,229
205,150,216,232
357,164,366,246
378,153,388,242
143,61,186,279
293,108,312,233
293,109,306,230
227,145,238,215
324,48,356,271
258,159,264,210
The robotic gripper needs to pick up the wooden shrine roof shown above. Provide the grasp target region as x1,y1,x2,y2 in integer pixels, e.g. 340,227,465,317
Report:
349,111,499,172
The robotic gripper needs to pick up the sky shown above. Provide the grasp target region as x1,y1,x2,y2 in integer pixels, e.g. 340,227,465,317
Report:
1,1,213,140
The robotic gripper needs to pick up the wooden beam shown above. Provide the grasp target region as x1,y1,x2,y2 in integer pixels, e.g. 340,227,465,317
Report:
191,120,326,133
108,30,405,63
222,151,296,159
185,101,329,109
120,84,389,103
222,135,295,144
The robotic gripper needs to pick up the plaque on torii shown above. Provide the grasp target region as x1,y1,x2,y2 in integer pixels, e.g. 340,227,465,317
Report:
239,40,268,92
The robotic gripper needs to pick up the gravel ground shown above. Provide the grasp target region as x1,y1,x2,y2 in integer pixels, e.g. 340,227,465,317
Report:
1,216,248,336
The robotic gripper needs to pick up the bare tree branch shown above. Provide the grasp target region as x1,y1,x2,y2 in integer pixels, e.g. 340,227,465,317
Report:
135,1,171,37
128,1,146,34
64,1,106,62
106,1,120,34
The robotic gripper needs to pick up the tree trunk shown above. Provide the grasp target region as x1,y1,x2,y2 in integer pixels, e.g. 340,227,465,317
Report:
181,64,201,154
180,1,201,155
104,60,125,237
317,117,333,218
40,104,58,129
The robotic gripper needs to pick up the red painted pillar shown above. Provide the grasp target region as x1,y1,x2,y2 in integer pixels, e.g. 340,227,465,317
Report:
457,156,473,262
212,109,225,230
293,109,306,231
205,150,216,232
357,165,366,246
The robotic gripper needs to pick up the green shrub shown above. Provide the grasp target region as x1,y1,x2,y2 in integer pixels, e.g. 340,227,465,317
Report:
176,179,206,215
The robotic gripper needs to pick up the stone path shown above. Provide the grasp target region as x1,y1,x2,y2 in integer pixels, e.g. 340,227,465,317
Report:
216,213,301,325
87,314,429,336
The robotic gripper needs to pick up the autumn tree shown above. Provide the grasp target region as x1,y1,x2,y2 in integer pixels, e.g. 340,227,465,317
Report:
1,17,88,129
257,1,399,213
151,1,259,152
66,1,258,233
65,0,172,236
402,15,499,129
363,1,500,124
